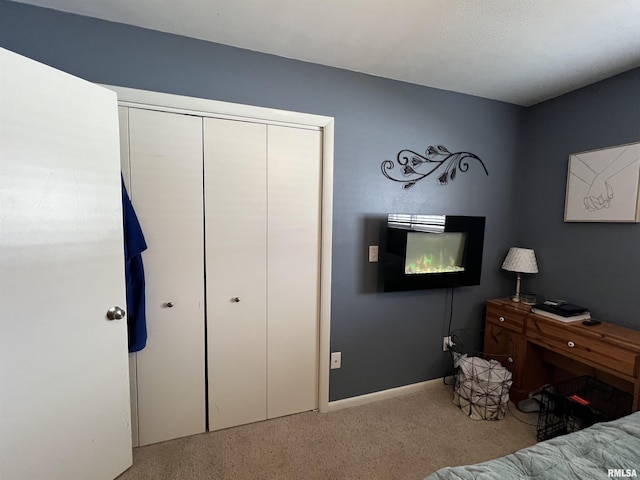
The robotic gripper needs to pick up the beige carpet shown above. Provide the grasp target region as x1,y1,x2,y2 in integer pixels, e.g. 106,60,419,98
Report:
117,381,538,480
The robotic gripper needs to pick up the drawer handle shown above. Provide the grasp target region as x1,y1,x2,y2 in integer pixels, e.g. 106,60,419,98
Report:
499,316,505,323
508,357,514,363
567,341,575,348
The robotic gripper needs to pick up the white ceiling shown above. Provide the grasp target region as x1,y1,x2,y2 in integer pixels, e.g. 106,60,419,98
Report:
13,0,640,106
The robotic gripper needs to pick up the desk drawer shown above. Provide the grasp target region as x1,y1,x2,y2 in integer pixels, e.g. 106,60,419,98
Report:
486,304,525,334
484,322,525,384
527,317,639,378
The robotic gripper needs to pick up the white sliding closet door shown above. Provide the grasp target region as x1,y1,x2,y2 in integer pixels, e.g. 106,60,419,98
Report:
205,118,268,431
126,108,206,445
267,126,321,418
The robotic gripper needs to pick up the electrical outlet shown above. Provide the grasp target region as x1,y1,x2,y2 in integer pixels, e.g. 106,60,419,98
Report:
368,245,379,262
330,351,341,369
442,336,454,351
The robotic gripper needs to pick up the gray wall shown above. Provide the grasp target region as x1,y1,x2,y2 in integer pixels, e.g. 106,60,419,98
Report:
519,68,640,329
1,0,524,401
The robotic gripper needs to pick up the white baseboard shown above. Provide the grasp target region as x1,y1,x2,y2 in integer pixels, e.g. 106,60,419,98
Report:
324,377,445,412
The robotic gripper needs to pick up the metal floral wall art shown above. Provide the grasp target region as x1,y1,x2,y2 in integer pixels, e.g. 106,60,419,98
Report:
381,145,489,189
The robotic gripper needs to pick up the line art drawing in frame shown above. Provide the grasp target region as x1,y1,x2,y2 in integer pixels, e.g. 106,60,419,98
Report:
564,141,640,223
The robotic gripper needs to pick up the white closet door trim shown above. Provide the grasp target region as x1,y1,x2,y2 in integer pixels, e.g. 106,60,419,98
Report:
103,85,333,414
102,85,324,130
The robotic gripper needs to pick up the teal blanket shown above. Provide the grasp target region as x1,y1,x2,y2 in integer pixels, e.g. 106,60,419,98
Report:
425,411,640,479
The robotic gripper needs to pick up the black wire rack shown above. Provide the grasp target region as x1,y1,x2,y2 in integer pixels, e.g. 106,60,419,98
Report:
536,375,633,441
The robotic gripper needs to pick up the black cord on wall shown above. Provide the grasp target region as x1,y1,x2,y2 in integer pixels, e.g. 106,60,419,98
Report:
442,287,458,386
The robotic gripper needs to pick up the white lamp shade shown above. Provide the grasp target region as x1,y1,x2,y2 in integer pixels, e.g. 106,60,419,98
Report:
502,247,538,274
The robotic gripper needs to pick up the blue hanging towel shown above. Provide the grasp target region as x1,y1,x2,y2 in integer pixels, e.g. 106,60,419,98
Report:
121,177,148,352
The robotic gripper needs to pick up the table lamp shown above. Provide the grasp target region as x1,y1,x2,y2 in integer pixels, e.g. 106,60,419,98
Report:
501,247,538,302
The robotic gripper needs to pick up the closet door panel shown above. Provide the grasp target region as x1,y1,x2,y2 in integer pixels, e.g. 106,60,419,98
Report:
118,106,140,448
128,108,205,445
267,126,321,418
205,118,268,431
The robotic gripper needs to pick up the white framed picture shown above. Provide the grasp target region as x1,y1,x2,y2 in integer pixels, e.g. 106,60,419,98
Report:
564,141,640,222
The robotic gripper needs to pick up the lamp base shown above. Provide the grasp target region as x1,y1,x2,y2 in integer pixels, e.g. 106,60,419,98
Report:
511,273,522,303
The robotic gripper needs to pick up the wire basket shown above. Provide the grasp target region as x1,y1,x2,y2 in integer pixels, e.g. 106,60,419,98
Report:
536,375,632,441
453,354,512,420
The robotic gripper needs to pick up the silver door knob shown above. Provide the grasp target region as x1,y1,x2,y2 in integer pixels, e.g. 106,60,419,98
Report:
231,297,240,303
107,306,126,320
165,302,175,308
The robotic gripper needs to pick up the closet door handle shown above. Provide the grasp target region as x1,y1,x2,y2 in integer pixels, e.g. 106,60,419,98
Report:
165,302,175,308
231,297,241,303
106,306,126,320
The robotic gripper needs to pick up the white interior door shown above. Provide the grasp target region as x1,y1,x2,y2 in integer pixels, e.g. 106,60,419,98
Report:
126,108,206,445
0,48,132,480
205,118,268,431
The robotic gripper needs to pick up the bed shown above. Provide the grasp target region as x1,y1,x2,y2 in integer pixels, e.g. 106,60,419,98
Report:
424,411,640,479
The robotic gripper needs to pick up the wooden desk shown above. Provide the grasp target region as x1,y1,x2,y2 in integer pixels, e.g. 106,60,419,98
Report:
483,298,640,411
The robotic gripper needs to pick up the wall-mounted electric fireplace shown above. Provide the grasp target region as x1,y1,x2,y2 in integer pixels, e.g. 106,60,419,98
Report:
383,214,486,292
